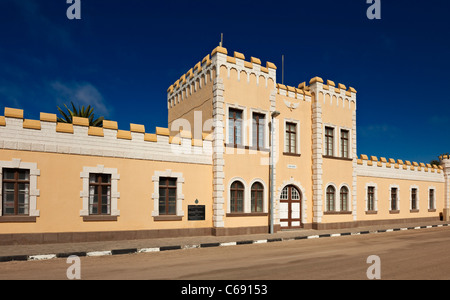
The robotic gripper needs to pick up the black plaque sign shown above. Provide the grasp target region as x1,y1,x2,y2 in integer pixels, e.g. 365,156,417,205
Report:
188,205,205,221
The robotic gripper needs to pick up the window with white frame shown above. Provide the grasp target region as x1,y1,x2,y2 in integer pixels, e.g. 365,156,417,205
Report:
151,170,185,219
80,165,120,218
284,119,300,155
0,159,40,218
366,185,377,212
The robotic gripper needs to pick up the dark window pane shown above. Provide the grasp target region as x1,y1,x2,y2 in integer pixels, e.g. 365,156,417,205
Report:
18,170,29,181
159,187,166,198
3,170,15,180
257,191,263,212
90,174,97,183
168,198,176,215
159,202,166,215
4,183,15,193
18,206,28,215
101,174,111,184
4,207,15,215
18,183,28,192
4,191,14,203
18,192,27,204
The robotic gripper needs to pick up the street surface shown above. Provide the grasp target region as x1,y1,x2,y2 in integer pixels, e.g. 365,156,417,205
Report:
1,227,449,280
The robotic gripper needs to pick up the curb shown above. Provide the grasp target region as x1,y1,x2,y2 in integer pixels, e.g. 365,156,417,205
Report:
2,223,449,263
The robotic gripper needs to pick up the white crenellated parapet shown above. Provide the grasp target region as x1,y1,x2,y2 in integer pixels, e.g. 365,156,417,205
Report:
356,155,445,183
0,107,213,165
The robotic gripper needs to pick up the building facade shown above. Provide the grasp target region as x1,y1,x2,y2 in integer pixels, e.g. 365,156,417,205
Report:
0,46,449,245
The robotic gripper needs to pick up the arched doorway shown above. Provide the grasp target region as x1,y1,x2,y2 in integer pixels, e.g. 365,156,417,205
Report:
279,185,302,229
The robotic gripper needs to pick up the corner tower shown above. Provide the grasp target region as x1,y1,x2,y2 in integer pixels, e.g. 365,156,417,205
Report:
309,77,357,229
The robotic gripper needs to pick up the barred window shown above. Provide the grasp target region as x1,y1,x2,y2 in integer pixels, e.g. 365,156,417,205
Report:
2,169,30,216
411,188,418,210
89,174,111,215
340,186,349,211
230,181,244,213
325,127,334,156
326,185,336,212
252,113,265,149
340,130,349,158
367,186,375,211
391,188,398,211
159,177,177,215
229,109,243,146
285,122,297,154
251,182,264,213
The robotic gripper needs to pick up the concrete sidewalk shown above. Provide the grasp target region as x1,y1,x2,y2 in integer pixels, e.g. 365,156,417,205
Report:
1,221,449,262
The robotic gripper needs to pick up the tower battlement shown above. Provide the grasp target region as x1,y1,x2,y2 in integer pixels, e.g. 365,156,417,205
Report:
308,76,357,110
166,46,278,110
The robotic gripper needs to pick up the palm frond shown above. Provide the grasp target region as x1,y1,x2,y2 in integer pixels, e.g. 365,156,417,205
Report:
57,101,105,127
57,106,72,123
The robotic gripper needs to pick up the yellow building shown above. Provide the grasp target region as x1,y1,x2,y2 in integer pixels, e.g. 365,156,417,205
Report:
0,46,449,245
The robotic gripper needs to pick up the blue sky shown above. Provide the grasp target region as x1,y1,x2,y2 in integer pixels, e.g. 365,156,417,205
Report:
0,0,449,164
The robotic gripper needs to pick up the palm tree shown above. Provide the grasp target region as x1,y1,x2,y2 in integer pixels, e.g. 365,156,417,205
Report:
430,159,440,166
57,102,104,127
430,153,449,166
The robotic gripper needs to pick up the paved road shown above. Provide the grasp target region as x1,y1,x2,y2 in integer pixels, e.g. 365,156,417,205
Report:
1,227,450,280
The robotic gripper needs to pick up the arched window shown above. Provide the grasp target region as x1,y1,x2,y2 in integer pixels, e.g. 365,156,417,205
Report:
230,181,244,213
340,186,349,211
326,186,336,212
251,182,264,213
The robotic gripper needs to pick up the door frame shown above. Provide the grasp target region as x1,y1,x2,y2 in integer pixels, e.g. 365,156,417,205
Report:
279,184,302,229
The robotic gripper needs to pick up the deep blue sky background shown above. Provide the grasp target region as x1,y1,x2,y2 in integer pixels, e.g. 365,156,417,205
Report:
0,0,449,164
